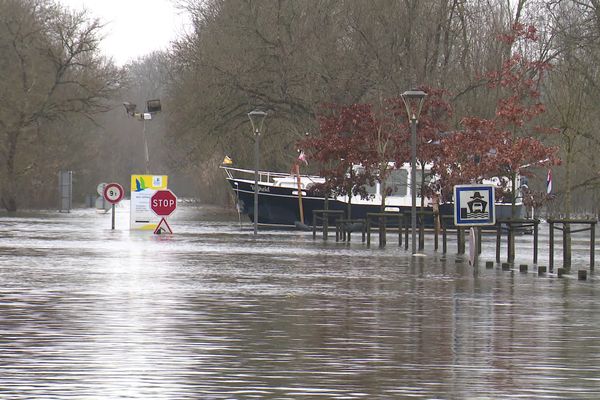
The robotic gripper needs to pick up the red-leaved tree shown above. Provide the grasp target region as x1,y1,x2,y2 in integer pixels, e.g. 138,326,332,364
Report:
434,23,560,216
299,99,409,216
299,89,453,217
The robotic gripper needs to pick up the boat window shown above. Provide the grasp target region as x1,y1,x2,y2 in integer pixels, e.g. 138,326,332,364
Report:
365,182,378,196
384,169,408,197
415,170,433,196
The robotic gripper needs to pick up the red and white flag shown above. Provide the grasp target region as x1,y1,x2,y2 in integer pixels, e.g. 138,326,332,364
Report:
298,150,308,165
546,169,552,194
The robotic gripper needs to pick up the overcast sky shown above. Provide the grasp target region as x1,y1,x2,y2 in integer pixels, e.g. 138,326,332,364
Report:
58,0,190,65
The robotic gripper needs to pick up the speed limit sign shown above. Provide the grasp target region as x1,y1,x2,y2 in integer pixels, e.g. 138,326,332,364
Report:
103,183,124,204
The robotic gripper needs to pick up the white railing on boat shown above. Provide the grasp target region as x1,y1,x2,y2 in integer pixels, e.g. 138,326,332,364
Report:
220,165,322,184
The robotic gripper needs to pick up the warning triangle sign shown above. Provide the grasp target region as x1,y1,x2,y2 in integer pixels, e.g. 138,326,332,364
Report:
154,217,173,234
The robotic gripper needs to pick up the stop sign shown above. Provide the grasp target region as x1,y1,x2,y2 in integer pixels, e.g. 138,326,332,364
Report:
151,190,177,216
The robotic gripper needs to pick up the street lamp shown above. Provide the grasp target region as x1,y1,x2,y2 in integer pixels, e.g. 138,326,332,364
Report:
248,109,267,235
123,99,161,174
401,89,427,255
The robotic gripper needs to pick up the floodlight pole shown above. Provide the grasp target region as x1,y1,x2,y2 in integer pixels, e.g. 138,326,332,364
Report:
123,99,161,175
143,118,149,174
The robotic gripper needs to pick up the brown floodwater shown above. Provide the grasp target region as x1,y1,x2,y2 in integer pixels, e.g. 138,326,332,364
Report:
0,203,599,399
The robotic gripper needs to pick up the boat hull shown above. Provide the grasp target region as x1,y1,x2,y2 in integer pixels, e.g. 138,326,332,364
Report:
227,178,524,228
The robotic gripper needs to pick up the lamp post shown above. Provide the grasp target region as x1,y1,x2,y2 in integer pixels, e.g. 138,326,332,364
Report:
123,99,161,174
248,109,267,235
401,90,427,255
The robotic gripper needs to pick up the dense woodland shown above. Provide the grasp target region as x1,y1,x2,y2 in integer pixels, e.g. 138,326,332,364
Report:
2,0,600,216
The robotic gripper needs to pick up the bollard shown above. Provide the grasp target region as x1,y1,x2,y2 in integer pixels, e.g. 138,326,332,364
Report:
485,261,494,269
538,266,547,275
502,263,510,271
520,264,528,273
578,270,587,280
557,268,566,277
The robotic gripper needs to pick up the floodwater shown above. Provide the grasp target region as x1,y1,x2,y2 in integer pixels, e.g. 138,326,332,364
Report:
1,202,600,399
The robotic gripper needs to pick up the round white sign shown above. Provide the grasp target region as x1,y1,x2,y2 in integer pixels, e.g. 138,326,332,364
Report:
103,183,124,204
96,182,107,196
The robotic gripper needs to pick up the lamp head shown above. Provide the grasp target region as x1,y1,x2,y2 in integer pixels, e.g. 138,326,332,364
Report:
248,109,268,135
401,90,427,121
123,102,137,116
146,99,162,113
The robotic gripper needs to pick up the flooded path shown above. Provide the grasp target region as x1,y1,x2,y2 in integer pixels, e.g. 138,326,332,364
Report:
1,204,599,399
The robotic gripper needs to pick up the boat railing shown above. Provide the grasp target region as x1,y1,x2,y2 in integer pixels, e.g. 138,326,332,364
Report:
220,165,319,184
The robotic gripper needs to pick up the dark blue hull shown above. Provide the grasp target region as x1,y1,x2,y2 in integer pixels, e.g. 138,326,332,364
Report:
227,178,524,228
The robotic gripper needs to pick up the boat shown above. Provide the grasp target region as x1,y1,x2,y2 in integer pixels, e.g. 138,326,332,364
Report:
221,163,528,229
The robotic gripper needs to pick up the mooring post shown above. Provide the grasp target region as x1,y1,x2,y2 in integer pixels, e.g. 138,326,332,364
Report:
591,222,596,271
507,221,514,263
563,222,571,271
418,213,424,250
380,215,386,248
458,227,465,254
398,215,403,247
496,222,501,263
366,218,371,248
442,224,447,254
404,217,409,250
533,219,539,264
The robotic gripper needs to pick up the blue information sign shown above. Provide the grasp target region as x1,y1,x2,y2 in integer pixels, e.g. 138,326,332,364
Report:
453,185,496,226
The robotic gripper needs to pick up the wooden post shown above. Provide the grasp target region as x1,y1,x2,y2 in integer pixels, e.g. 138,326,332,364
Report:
496,222,501,263
564,222,571,271
549,222,554,272
366,218,371,247
294,164,304,224
458,227,465,254
442,224,447,254
418,212,424,250
433,197,440,252
591,222,596,271
398,215,403,247
380,215,386,248
507,221,514,263
404,215,409,250
533,219,539,264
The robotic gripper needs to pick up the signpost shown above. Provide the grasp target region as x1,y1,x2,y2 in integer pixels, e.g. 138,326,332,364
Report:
103,183,125,230
454,184,496,266
150,189,177,234
130,175,168,230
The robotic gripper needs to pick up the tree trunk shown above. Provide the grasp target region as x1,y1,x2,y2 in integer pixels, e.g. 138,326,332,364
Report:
2,131,19,212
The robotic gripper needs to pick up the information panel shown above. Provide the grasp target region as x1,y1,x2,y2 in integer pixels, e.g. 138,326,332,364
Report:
453,184,496,226
130,175,168,230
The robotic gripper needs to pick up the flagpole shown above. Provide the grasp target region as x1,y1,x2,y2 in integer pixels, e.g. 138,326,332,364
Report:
295,163,304,224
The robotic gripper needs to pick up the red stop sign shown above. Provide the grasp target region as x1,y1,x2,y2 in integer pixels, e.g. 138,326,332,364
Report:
151,190,177,216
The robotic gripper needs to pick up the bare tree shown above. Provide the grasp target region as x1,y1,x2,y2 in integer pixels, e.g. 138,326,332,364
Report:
0,0,122,210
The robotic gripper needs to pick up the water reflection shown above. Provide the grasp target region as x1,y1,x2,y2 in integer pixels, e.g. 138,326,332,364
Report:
0,205,599,398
